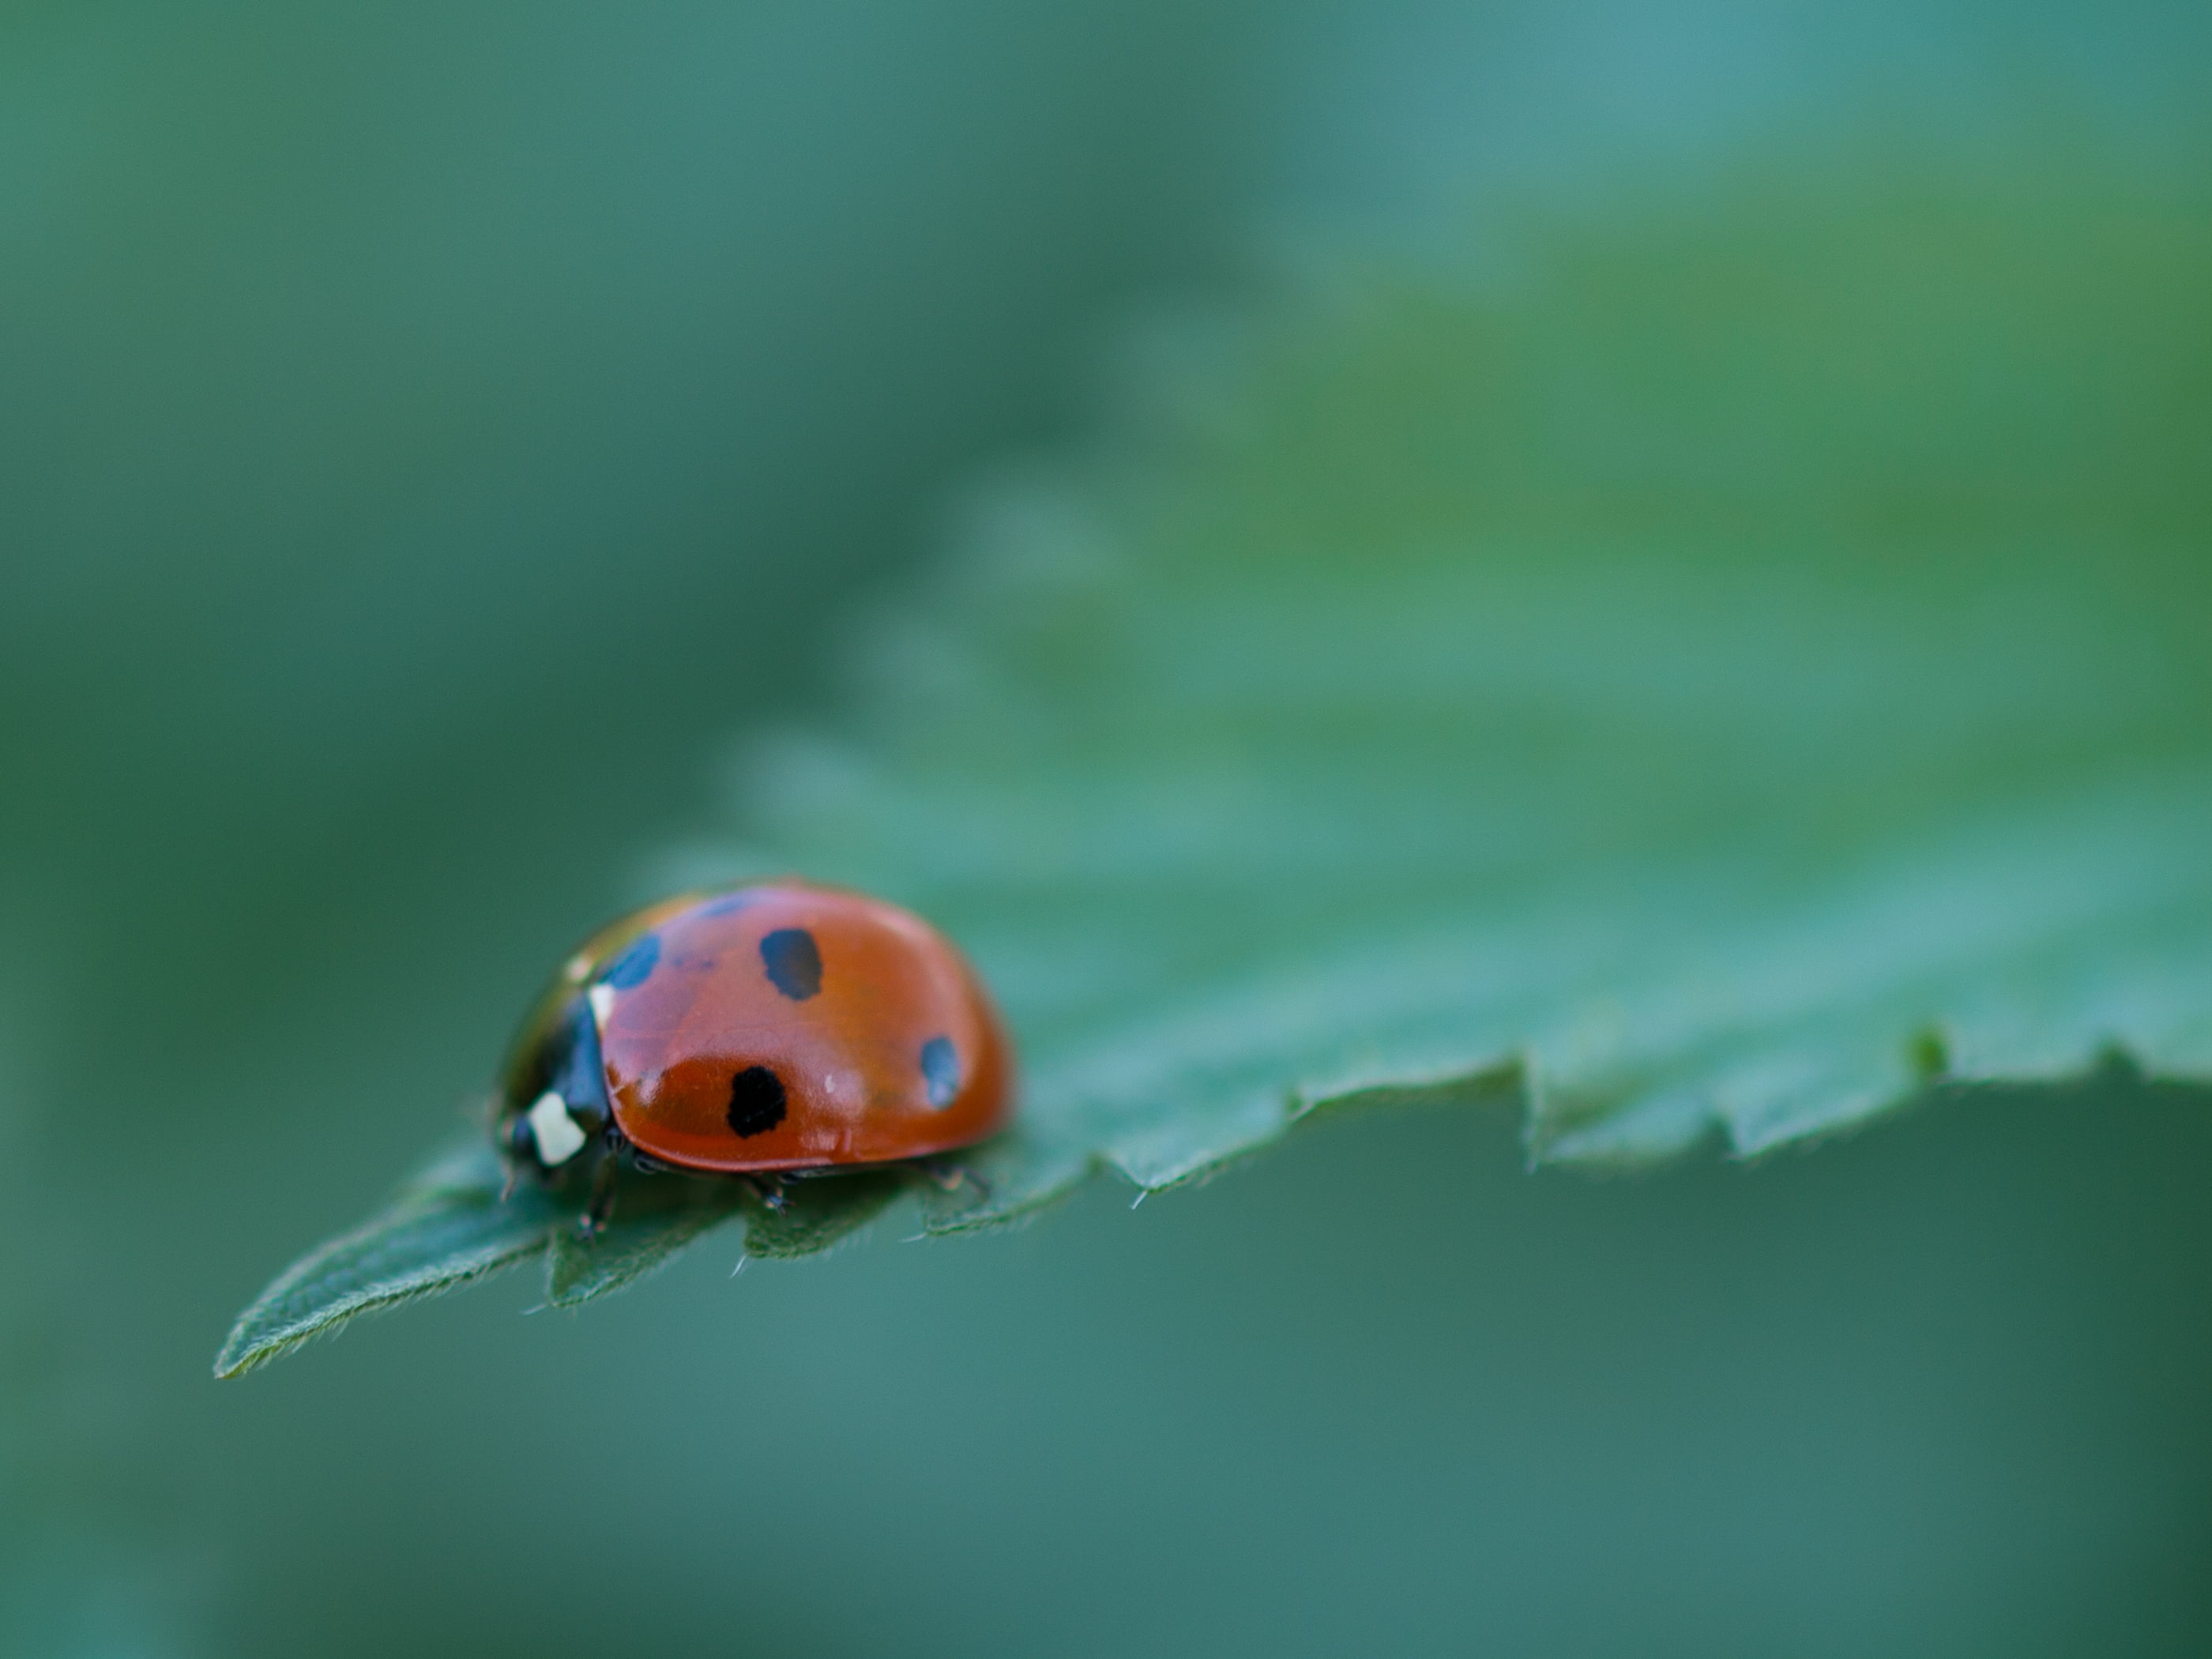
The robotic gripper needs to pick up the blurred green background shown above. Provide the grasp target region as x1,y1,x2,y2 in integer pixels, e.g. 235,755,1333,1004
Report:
5,2,2210,1653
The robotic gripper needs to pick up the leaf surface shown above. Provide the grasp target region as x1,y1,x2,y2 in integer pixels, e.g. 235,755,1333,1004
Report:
694,164,2212,1232
544,1179,745,1308
534,1167,910,1305
215,1146,559,1377
224,157,2212,1365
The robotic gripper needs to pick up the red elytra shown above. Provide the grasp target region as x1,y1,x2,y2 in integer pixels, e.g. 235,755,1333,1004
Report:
495,882,1014,1177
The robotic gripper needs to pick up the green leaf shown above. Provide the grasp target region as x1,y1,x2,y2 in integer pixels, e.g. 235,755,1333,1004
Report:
544,1174,747,1307
539,1168,909,1307
545,1209,731,1307
683,160,2212,1230
537,1161,916,1307
223,153,2212,1367
740,1168,912,1258
214,1145,559,1378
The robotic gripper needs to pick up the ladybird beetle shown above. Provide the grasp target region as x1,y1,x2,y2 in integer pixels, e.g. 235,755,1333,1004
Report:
494,882,1013,1228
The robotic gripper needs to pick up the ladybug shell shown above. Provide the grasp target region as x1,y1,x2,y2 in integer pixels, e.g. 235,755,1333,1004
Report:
587,882,1012,1172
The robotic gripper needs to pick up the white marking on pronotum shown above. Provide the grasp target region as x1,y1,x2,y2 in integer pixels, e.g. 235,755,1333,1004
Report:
587,983,616,1027
526,1090,589,1165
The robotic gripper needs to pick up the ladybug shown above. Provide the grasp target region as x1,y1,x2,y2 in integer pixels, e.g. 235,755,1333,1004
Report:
494,881,1014,1228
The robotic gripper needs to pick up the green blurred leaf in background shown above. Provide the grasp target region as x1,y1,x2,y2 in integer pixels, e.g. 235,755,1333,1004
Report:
226,149,2212,1366
699,157,2212,1200
15,0,2212,1650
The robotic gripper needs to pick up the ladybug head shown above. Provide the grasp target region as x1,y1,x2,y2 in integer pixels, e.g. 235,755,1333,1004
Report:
498,993,613,1175
504,1089,608,1170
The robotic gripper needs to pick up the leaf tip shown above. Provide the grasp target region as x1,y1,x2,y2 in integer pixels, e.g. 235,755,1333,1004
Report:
211,1327,294,1381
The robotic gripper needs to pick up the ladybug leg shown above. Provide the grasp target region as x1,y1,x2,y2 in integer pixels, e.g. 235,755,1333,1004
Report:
916,1159,990,1198
739,1173,790,1213
496,1111,547,1204
578,1152,620,1239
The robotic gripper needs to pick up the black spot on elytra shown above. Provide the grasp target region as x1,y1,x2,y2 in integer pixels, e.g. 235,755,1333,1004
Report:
601,933,660,991
727,1066,788,1138
920,1036,960,1108
759,928,822,1000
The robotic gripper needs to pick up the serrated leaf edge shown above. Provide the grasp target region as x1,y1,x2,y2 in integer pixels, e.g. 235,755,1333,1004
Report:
213,1203,553,1379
